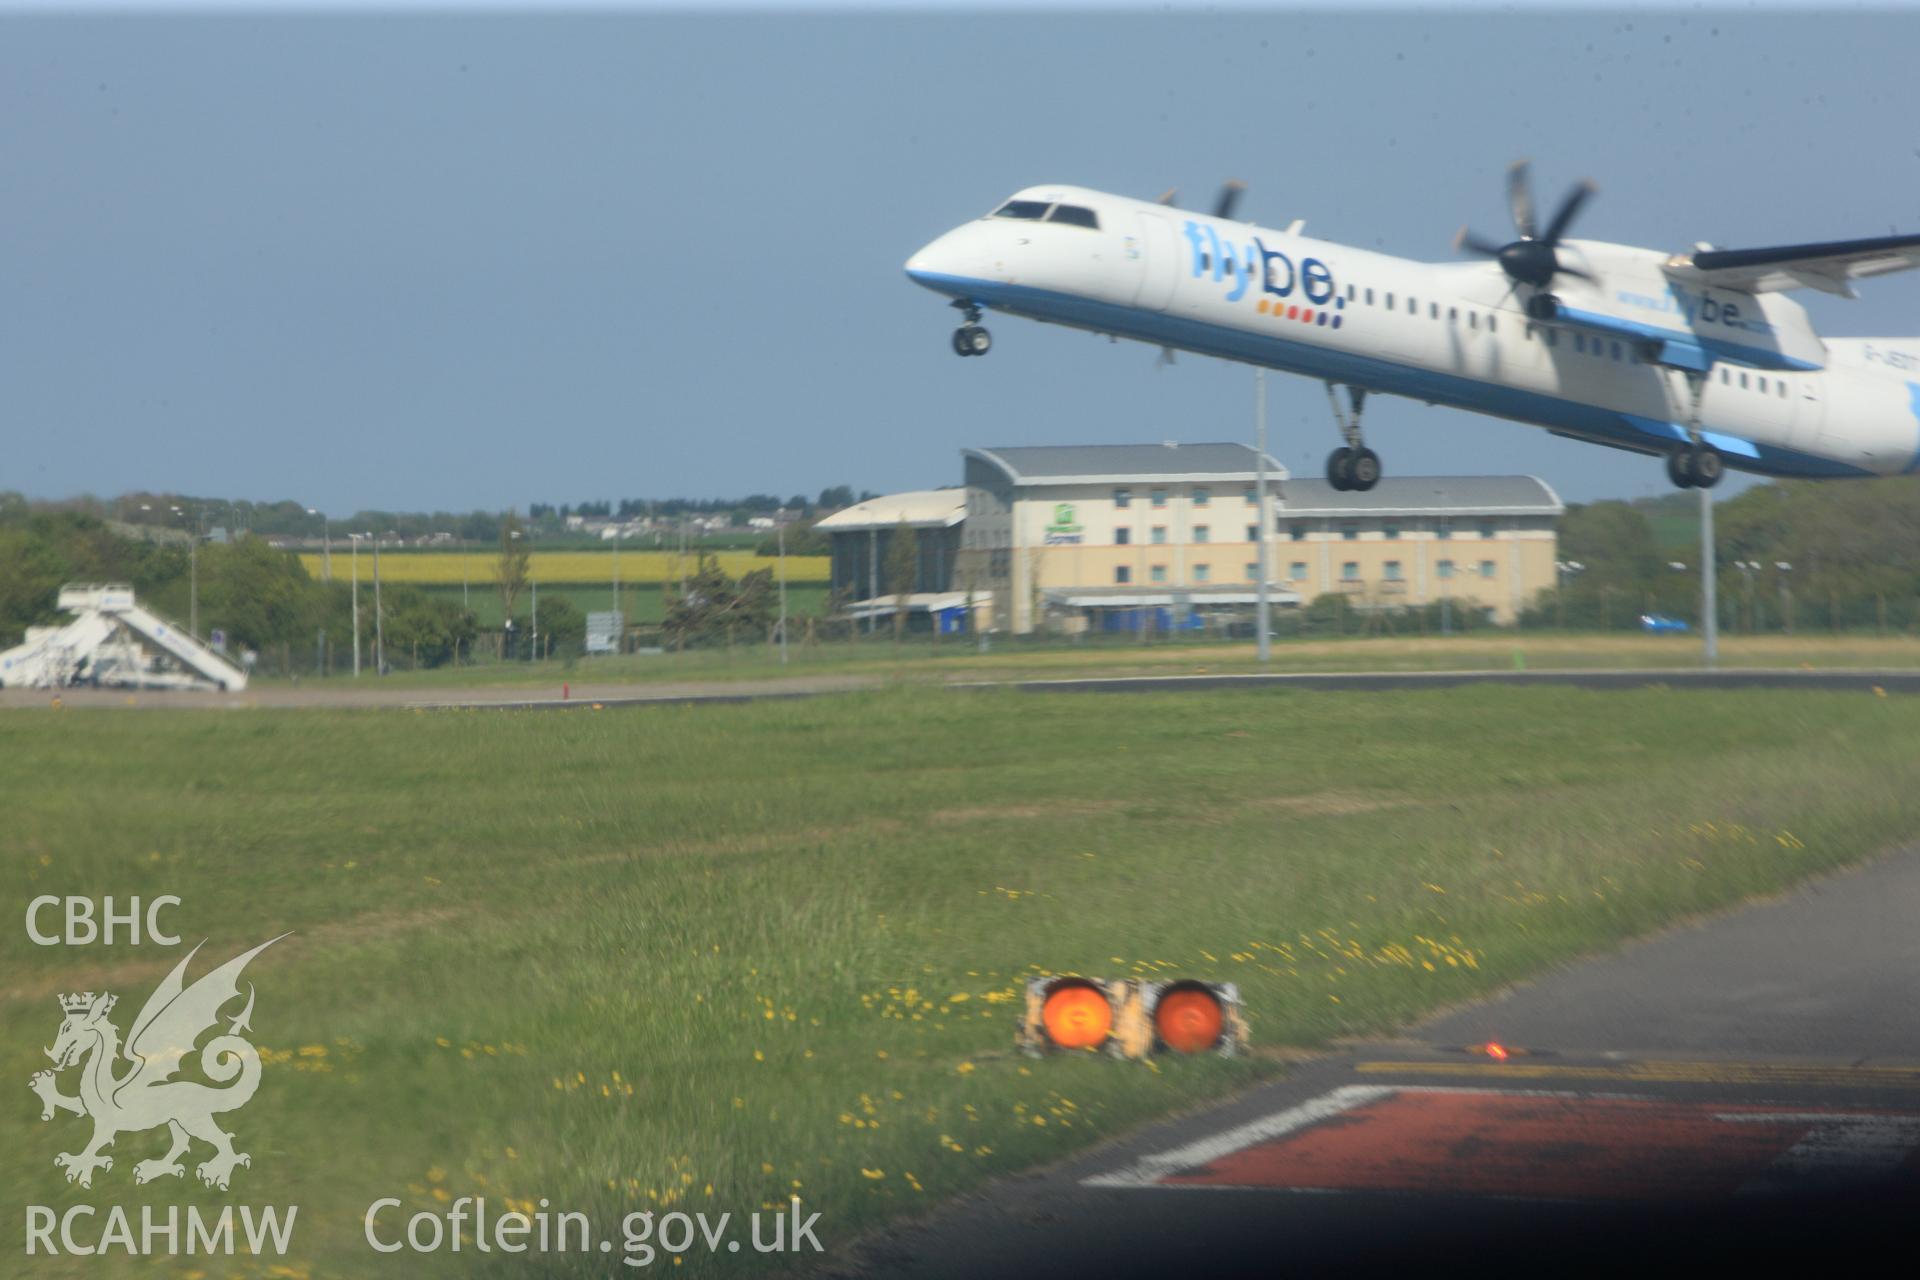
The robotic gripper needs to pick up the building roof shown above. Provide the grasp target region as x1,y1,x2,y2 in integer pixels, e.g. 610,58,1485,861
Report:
1276,475,1564,518
966,442,1289,486
814,489,967,533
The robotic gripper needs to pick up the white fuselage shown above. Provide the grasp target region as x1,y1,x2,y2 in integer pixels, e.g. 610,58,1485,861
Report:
907,185,1920,479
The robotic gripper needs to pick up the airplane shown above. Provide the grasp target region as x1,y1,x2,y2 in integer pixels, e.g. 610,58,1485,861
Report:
904,165,1920,491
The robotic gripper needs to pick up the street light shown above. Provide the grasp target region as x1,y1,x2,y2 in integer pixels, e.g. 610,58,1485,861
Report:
307,507,332,583
347,533,368,677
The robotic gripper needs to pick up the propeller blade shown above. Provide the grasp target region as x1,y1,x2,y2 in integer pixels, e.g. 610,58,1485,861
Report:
1542,179,1597,246
1454,226,1505,257
1506,159,1537,241
1156,188,1179,207
1212,179,1247,221
1555,264,1598,284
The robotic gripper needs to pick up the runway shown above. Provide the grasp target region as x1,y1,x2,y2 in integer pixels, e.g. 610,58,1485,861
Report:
853,846,1920,1277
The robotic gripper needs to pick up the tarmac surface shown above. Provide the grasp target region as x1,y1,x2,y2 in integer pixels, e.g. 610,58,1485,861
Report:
848,847,1920,1277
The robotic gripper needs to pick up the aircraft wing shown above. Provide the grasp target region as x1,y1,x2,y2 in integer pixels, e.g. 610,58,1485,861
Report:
1665,232,1920,298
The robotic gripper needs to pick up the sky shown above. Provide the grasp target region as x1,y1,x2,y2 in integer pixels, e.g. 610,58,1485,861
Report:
4,4,1919,514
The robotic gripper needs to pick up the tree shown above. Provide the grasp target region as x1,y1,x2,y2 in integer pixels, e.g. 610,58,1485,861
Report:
817,485,855,511
661,555,776,649
886,519,918,642
496,512,531,626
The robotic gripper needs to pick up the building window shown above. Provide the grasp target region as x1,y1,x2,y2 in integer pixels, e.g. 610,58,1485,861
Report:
1194,564,1211,583
1341,561,1359,581
1150,564,1167,583
1151,525,1168,545
1114,488,1132,508
1290,561,1308,580
1193,487,1210,507
1246,524,1259,542
1243,486,1257,505
1289,522,1307,541
1244,562,1259,581
1437,559,1454,579
1341,522,1359,541
1115,527,1131,546
1479,560,1496,578
1385,560,1403,580
1115,566,1131,584
1478,520,1495,538
1384,521,1401,540
1437,518,1452,540
1151,488,1167,508
1193,525,1210,544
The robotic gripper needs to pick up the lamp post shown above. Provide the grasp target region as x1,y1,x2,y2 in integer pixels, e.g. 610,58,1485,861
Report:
1697,486,1718,667
347,533,366,677
307,507,332,582
1554,560,1585,630
777,521,790,667
372,534,385,675
169,504,203,640
1733,560,1762,633
1254,368,1271,664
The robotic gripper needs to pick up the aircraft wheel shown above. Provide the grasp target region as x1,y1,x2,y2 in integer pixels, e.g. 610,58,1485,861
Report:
1349,447,1382,491
952,325,990,357
1666,448,1696,489
1689,444,1724,489
951,328,974,357
1326,447,1354,491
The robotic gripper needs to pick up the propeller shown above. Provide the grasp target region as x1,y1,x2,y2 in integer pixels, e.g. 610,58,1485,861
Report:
1454,160,1598,291
1155,179,1247,222
1212,179,1247,221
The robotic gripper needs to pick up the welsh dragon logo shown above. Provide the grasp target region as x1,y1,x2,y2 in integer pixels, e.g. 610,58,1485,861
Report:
29,936,287,1190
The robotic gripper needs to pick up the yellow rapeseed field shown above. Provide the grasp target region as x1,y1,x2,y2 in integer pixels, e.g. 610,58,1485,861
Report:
297,550,829,585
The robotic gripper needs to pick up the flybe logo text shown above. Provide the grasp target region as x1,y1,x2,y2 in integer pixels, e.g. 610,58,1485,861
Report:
1183,222,1336,306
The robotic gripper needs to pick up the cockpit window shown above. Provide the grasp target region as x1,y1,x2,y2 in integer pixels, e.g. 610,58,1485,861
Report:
1046,204,1100,230
992,200,1051,221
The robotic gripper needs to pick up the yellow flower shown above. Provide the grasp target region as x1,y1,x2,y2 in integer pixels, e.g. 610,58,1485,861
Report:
955,1062,975,1075
861,1168,885,1180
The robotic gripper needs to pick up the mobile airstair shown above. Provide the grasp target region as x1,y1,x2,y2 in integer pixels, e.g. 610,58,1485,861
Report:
0,584,249,691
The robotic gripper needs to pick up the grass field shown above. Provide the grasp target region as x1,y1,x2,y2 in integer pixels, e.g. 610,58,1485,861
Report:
285,629,1920,691
297,551,829,587
6,686,1920,1276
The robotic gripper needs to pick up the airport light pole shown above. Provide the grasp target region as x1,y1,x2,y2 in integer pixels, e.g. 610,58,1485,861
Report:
1698,486,1718,667
777,521,790,667
1254,369,1271,664
1776,561,1794,635
348,533,366,677
308,507,332,582
372,534,385,675
169,503,202,641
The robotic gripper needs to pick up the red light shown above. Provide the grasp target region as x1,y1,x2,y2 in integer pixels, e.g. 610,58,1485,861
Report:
1155,987,1225,1054
1486,1042,1510,1062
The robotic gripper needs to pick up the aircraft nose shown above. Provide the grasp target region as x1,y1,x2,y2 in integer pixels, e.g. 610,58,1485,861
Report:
904,226,975,292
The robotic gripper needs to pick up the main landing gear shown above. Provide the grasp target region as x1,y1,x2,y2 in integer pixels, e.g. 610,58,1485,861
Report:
1666,442,1725,489
1664,369,1723,489
1323,383,1381,492
950,300,991,358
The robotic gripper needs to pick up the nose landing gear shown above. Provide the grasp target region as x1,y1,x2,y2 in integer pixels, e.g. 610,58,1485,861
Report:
1322,383,1381,492
950,300,991,358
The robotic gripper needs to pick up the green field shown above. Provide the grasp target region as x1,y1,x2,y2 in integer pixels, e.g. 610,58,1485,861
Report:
7,687,1920,1276
282,629,1920,692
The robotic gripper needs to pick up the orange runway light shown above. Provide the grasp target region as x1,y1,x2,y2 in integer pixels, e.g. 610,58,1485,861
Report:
1155,987,1225,1054
1485,1042,1511,1062
1041,980,1114,1050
